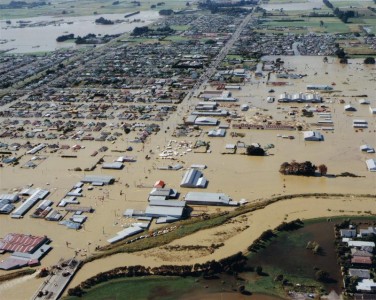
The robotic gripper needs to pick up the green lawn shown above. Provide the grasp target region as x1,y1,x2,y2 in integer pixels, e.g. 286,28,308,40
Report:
261,17,351,33
164,35,189,42
65,276,199,300
170,25,190,31
243,266,323,298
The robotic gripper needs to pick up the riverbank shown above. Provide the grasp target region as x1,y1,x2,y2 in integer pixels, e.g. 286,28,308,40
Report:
65,216,376,299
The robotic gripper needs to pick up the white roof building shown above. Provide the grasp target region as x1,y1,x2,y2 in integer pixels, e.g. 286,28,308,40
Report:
145,206,184,218
208,129,226,137
344,104,356,111
184,192,235,206
347,240,375,248
353,119,368,128
180,169,207,188
194,117,218,126
366,159,376,172
356,279,376,292
303,131,323,141
359,99,370,105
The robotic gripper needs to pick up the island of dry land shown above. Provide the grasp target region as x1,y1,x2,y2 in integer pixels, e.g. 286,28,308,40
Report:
0,0,376,299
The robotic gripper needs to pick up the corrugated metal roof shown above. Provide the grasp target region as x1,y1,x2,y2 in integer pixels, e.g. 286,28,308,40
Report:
185,192,231,205
145,206,184,218
148,200,186,207
0,233,48,254
82,175,115,184
11,189,49,218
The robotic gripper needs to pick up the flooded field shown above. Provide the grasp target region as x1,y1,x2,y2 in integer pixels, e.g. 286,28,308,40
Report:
247,219,343,294
0,11,160,53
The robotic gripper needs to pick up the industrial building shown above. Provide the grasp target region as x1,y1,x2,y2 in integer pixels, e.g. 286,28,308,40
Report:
148,200,186,207
81,175,115,185
11,189,49,219
26,143,46,155
208,129,226,137
303,131,323,141
0,233,51,270
148,188,178,201
353,120,368,128
360,145,375,153
107,226,144,244
145,205,185,219
195,102,218,111
191,110,228,117
184,192,237,206
344,104,357,111
0,194,19,214
194,117,219,126
278,92,322,103
180,169,208,188
366,159,376,172
101,162,124,170
306,84,333,91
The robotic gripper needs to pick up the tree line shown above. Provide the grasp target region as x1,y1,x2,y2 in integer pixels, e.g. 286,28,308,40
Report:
0,1,47,9
131,25,175,37
323,0,356,23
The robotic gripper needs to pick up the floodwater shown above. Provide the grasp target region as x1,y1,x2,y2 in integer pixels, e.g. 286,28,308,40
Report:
0,55,375,299
247,220,343,293
0,11,161,53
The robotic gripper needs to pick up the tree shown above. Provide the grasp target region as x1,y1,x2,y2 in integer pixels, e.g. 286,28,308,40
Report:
256,266,263,275
279,161,317,176
318,164,328,176
335,48,346,59
315,270,330,282
364,57,375,64
246,146,265,156
159,9,173,15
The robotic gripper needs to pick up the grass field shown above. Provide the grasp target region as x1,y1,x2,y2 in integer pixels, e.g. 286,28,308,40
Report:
0,0,190,19
330,1,375,9
65,276,198,300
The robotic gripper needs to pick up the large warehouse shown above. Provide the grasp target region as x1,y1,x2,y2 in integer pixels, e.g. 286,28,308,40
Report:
184,192,237,206
180,169,207,188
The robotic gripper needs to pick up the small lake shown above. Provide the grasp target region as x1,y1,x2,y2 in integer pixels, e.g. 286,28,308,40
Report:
0,11,161,53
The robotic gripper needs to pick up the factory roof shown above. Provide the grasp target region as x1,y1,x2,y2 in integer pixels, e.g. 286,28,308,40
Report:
102,162,124,169
148,200,186,207
81,175,115,185
145,205,184,218
185,192,231,205
107,226,144,244
0,233,48,254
